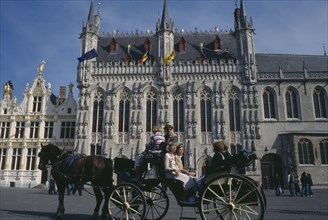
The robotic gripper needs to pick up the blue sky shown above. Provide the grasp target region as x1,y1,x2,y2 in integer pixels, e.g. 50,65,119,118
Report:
1,0,327,101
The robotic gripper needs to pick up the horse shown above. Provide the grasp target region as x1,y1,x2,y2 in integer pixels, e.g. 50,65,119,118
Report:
38,144,114,219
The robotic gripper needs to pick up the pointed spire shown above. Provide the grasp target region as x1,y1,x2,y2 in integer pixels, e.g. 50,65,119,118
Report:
159,0,173,31
88,0,95,23
240,0,247,27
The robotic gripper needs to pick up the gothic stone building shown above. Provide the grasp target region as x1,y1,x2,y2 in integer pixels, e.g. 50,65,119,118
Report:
1,0,327,188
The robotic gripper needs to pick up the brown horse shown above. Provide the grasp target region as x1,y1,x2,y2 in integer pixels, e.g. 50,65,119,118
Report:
38,144,114,219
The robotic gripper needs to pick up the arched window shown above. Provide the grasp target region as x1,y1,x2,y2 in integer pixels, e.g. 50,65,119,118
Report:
200,89,212,133
109,38,116,53
313,87,327,118
146,90,158,133
285,87,299,119
263,88,276,119
118,90,130,133
173,90,184,132
298,139,314,164
320,139,328,164
179,37,186,52
92,91,104,133
229,89,240,132
213,36,221,51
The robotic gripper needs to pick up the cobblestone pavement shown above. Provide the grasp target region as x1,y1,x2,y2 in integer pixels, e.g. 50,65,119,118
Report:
0,186,327,219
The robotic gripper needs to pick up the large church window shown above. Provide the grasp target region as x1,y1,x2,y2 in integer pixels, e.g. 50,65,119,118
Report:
200,88,212,144
146,90,158,133
313,87,327,118
173,90,184,132
263,88,276,119
320,139,328,164
298,139,314,164
118,90,130,133
228,89,240,131
92,91,104,133
285,87,299,119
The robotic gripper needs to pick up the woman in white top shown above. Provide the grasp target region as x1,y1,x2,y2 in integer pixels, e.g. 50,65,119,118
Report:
164,143,198,195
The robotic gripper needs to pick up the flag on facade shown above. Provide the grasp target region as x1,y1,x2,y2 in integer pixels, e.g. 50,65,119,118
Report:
77,49,98,62
164,50,176,64
138,51,148,64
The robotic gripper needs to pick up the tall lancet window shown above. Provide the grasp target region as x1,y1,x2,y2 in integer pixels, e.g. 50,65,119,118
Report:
263,87,277,119
173,90,184,133
173,90,185,142
146,90,158,133
200,88,212,144
285,87,299,119
228,89,241,132
313,87,327,118
118,90,130,144
92,91,104,133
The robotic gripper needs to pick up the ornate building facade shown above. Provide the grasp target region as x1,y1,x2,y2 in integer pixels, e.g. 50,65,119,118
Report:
1,0,327,188
0,63,77,188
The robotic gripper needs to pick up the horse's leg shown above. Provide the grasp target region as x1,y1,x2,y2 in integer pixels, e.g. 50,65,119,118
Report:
54,186,66,219
91,187,103,220
100,188,111,220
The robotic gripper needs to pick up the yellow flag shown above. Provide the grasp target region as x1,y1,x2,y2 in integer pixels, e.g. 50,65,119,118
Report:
164,50,176,64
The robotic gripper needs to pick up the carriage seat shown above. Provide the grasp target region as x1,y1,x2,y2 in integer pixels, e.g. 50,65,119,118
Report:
113,157,137,182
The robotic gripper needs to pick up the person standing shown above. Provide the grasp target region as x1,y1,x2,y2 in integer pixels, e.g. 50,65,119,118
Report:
287,171,295,197
307,172,314,197
300,171,308,197
294,174,301,196
274,173,282,196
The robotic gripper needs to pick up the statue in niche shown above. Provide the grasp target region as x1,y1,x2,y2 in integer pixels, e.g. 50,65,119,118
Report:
250,124,256,138
106,94,111,109
109,121,114,138
216,122,221,139
187,121,192,138
245,123,250,139
192,122,197,138
137,94,142,109
105,122,109,137
186,92,191,107
80,95,85,109
256,123,261,138
131,122,137,138
137,122,143,138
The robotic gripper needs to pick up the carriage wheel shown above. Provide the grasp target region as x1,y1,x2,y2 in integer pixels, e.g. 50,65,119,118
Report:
142,185,169,220
199,174,265,220
108,183,146,220
243,175,267,209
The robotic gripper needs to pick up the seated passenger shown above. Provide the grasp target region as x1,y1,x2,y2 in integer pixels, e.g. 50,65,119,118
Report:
135,125,165,180
164,143,199,202
175,143,195,176
210,141,231,170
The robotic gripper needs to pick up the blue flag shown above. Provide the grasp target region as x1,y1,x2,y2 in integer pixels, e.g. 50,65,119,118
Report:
77,49,98,62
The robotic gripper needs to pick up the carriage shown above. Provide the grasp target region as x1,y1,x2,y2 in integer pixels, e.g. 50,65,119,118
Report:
38,144,266,220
